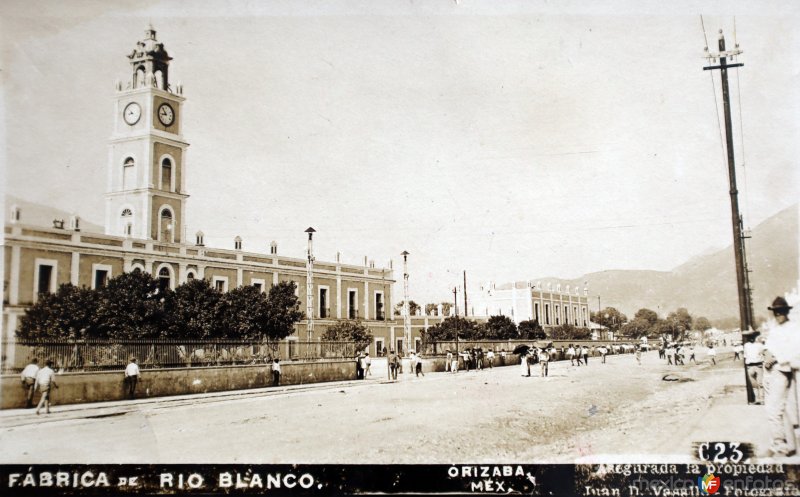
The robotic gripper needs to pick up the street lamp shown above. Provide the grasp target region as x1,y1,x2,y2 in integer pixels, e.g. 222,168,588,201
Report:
305,227,316,351
401,251,411,358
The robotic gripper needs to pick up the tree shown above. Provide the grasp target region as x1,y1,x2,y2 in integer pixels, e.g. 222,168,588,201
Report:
621,317,652,339
518,319,546,340
694,316,712,332
217,285,272,340
321,320,373,350
634,308,659,326
425,302,452,317
483,315,518,339
263,281,305,341
394,300,420,317
422,316,480,342
549,324,591,341
94,271,172,339
590,307,627,332
666,307,693,340
17,284,99,340
166,278,222,339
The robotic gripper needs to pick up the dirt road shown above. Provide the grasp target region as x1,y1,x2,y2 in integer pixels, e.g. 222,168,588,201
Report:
0,350,745,464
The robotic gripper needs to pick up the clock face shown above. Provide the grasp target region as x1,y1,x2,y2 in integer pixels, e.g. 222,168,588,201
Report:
157,103,175,126
123,102,141,125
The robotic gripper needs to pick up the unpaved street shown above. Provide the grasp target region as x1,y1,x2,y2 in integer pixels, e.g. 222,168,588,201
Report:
0,351,745,464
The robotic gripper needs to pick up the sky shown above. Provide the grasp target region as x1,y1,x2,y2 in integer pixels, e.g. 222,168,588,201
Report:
2,0,799,305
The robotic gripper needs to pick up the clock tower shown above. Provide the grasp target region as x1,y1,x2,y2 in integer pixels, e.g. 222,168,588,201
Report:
105,25,189,243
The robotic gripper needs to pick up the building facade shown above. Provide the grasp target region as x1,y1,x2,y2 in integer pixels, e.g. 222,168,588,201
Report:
471,280,591,330
3,27,403,357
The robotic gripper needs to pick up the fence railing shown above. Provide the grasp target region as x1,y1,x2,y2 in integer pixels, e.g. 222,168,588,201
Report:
1,339,362,374
419,339,639,357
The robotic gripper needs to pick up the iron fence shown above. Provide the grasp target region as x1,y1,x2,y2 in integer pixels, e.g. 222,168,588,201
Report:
1,339,361,373
420,339,639,357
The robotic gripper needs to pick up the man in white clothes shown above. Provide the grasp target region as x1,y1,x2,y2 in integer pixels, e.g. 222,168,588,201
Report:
20,358,40,408
34,360,58,415
125,357,140,399
763,297,800,457
743,331,765,405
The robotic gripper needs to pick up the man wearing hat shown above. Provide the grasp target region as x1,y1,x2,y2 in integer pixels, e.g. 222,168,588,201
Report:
763,296,800,457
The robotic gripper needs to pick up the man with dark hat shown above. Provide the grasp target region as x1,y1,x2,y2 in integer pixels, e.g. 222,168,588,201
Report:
763,296,800,457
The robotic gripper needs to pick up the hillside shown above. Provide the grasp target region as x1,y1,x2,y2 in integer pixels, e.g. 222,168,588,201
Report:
556,203,798,322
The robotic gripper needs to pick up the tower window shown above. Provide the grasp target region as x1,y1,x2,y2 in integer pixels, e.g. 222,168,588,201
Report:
159,208,173,242
158,267,171,290
319,287,329,319
161,158,173,191
348,289,358,319
122,157,135,190
375,292,384,321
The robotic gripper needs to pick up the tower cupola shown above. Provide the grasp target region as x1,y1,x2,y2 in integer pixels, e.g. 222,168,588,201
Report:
128,25,173,90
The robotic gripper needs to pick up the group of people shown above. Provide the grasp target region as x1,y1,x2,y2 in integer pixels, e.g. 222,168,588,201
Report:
659,343,702,365
444,347,496,373
19,358,58,415
21,355,139,413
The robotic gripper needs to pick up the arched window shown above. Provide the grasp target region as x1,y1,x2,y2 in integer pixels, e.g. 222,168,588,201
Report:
159,208,173,242
122,157,135,190
158,267,171,290
186,271,195,281
120,208,133,236
161,158,173,191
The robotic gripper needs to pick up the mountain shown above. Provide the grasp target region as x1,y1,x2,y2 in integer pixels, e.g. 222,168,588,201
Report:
557,203,798,322
4,195,104,233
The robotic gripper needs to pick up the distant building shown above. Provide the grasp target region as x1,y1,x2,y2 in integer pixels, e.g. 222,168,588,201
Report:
471,280,591,331
3,26,401,357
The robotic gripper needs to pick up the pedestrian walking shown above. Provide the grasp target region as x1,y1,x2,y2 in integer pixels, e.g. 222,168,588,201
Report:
666,346,674,365
34,360,58,415
388,350,400,380
364,352,372,376
476,348,484,370
520,350,531,377
707,344,717,365
415,353,425,377
659,345,666,360
582,346,589,365
538,348,549,377
599,346,607,364
124,357,140,399
675,346,685,365
635,345,642,365
688,345,697,364
762,296,800,456
486,349,495,369
450,351,459,373
446,350,453,372
567,345,576,366
743,331,764,405
20,358,40,408
271,358,282,386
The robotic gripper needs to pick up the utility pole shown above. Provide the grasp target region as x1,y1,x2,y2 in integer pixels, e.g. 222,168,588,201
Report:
463,270,468,317
401,251,411,356
703,29,753,334
453,286,459,356
305,227,316,354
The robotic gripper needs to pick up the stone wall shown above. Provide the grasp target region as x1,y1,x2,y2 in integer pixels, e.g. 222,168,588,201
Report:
1,360,355,409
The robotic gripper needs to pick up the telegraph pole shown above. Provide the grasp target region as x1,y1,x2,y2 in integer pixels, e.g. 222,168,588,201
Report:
453,286,459,356
305,227,316,351
463,270,468,317
703,30,753,334
401,251,411,356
